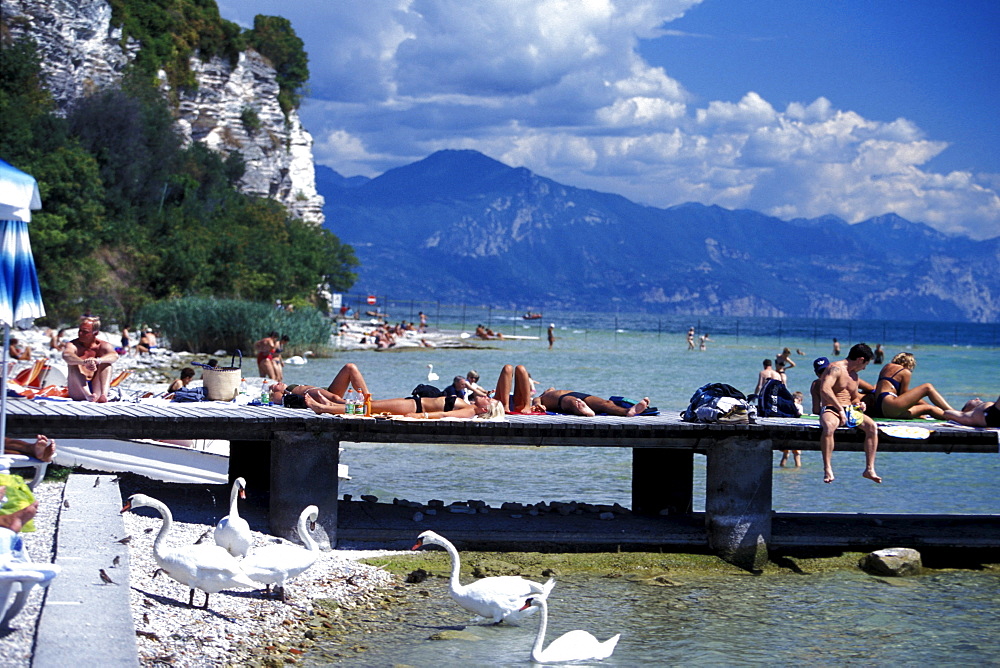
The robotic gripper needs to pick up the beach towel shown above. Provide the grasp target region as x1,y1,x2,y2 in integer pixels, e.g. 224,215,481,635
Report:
608,396,659,416
171,386,206,402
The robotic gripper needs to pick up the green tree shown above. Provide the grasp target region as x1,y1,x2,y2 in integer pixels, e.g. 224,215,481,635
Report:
246,15,309,113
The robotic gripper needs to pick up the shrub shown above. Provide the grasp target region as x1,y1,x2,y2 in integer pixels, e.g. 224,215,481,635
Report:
136,297,331,355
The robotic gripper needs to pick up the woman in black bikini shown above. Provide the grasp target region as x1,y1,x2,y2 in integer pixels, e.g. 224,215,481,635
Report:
289,362,504,419
537,388,650,416
268,362,370,407
869,352,954,419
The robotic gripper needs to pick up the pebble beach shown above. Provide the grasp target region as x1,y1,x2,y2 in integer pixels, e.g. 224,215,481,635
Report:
0,477,406,667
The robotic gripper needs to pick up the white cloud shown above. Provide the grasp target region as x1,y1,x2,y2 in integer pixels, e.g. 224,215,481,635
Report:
220,0,1000,239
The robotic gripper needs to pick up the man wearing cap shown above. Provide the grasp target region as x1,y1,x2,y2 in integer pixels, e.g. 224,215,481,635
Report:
816,343,880,484
63,317,119,402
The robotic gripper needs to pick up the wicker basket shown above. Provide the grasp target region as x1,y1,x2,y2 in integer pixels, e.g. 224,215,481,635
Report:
202,350,242,401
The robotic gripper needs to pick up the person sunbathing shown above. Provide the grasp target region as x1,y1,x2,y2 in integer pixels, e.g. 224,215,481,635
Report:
0,487,38,533
867,352,954,419
943,395,1000,428
268,363,370,407
4,435,56,462
537,388,650,417
305,390,503,419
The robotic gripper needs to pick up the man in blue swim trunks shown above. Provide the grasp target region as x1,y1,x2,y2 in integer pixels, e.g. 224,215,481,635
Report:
817,343,880,484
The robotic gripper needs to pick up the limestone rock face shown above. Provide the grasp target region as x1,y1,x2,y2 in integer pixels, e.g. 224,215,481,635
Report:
1,0,324,225
1,0,138,105
859,547,923,576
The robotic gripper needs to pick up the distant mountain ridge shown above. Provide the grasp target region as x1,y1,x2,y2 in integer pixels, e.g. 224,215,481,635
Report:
318,150,1000,322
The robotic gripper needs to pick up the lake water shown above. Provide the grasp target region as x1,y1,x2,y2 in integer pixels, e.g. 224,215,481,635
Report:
284,316,999,665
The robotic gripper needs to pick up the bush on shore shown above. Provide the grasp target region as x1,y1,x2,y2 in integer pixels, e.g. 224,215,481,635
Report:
136,297,331,355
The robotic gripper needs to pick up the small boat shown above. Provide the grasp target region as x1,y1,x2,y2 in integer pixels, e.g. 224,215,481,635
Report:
522,312,543,320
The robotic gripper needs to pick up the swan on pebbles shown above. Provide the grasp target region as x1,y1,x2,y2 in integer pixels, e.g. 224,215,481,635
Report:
121,494,258,609
214,477,252,559
241,505,320,601
520,596,620,663
411,530,554,624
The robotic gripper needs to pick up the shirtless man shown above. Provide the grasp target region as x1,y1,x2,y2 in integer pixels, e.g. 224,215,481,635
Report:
538,388,650,417
943,395,1000,428
817,343,879,484
754,359,782,394
4,435,56,462
62,318,119,402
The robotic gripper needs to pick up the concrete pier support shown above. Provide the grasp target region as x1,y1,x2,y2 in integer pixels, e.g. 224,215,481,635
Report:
270,431,341,549
705,436,773,570
632,448,694,516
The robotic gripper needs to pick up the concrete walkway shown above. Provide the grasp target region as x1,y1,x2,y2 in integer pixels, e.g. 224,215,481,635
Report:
33,474,139,667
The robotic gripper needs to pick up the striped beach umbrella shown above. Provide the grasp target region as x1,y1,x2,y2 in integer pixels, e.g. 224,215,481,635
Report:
1,158,44,447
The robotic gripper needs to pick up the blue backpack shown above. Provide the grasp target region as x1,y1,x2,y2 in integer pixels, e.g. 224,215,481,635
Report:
752,378,801,418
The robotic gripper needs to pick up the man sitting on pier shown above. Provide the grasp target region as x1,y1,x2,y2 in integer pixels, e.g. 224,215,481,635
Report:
817,343,880,484
62,318,119,402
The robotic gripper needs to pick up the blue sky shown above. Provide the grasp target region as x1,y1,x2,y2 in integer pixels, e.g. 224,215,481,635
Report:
218,0,1000,239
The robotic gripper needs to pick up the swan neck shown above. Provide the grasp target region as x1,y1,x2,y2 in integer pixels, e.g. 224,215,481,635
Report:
440,538,462,588
149,500,173,553
299,514,319,552
229,482,241,515
531,599,548,662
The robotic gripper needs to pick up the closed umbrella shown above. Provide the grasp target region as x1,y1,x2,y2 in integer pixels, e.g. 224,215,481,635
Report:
0,158,45,448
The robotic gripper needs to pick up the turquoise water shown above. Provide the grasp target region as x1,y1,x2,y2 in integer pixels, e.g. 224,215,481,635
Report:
284,321,1000,666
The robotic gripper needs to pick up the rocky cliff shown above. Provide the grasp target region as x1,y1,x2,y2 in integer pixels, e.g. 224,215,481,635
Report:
1,0,324,224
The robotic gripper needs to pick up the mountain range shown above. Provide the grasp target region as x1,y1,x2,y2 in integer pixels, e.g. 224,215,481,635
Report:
318,150,999,322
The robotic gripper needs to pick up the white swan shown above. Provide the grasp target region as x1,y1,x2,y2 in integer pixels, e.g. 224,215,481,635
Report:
426,364,439,381
241,505,319,600
412,530,554,624
521,596,620,663
284,351,313,365
214,477,252,559
122,494,257,609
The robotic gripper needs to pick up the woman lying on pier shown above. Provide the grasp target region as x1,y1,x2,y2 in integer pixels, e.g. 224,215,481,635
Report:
943,395,1000,428
267,363,370,407
273,363,505,419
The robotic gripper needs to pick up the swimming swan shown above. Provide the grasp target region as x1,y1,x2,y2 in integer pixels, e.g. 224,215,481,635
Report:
426,364,439,381
521,596,620,663
121,494,257,609
241,505,319,601
411,530,554,624
214,477,252,558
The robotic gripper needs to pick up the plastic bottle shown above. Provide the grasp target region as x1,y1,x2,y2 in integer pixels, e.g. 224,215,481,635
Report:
260,380,271,405
363,393,372,416
345,387,356,415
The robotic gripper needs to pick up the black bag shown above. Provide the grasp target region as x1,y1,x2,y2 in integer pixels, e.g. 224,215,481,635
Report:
681,383,752,423
752,378,801,418
410,383,445,398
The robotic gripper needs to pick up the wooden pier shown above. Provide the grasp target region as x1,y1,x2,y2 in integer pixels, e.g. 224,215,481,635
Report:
5,398,998,568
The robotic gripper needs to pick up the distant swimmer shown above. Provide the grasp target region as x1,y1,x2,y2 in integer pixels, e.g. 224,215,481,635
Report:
755,359,782,394
547,324,556,349
686,327,695,350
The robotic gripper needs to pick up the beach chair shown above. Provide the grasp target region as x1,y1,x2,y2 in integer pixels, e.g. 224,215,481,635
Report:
106,369,135,401
10,359,50,390
0,529,60,633
0,455,49,491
